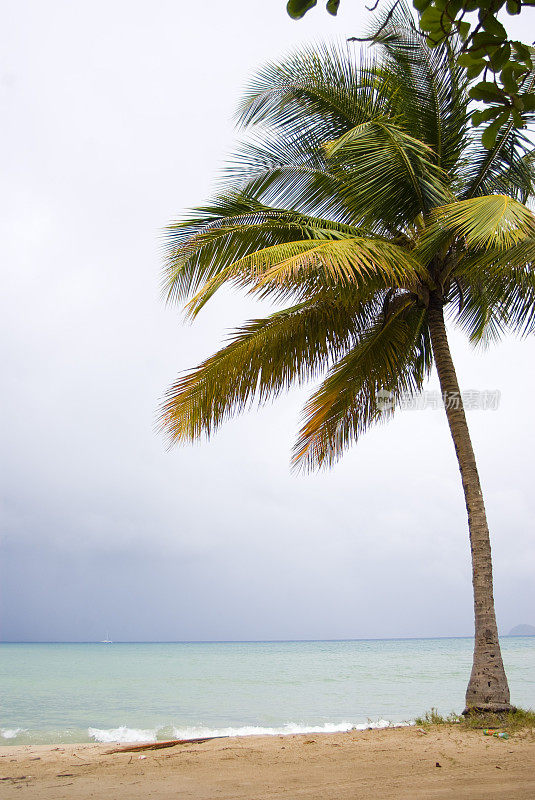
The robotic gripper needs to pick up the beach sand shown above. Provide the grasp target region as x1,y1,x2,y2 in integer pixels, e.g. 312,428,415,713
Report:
1,726,534,799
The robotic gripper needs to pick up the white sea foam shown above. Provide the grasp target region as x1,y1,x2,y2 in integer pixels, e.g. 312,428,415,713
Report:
88,726,160,744
0,728,27,739
172,720,410,739
87,719,410,744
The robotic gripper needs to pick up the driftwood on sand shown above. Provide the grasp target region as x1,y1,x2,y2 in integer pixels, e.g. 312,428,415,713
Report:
105,736,225,754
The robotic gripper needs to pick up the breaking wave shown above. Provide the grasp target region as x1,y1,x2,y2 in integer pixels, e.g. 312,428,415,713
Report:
88,726,160,743
1,728,27,739
88,719,409,743
172,720,404,738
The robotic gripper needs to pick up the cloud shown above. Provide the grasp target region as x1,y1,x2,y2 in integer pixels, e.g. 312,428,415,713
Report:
1,0,534,642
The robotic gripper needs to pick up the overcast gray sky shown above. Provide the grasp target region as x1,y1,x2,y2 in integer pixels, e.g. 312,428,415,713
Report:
1,0,534,643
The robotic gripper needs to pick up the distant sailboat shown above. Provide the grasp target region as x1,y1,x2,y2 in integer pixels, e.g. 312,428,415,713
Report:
100,632,113,644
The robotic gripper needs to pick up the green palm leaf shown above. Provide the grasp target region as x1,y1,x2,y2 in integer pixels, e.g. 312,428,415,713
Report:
164,197,370,305
454,240,535,340
324,119,451,224
183,236,422,318
236,43,389,139
160,293,376,444
419,195,535,259
368,6,469,175
292,301,430,469
460,65,535,201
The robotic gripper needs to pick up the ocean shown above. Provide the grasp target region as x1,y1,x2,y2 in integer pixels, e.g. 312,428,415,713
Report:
1,638,534,745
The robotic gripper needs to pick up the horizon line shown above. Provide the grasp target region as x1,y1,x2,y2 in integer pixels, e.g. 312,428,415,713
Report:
1,634,531,644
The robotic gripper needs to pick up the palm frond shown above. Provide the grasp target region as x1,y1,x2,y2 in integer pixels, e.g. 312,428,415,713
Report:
184,236,422,318
462,127,535,203
164,196,372,306
452,240,535,340
225,134,352,222
224,131,362,224
367,1,470,176
460,67,535,201
419,195,535,258
293,300,431,470
448,281,510,346
244,236,422,287
236,42,391,141
159,294,377,444
324,119,451,223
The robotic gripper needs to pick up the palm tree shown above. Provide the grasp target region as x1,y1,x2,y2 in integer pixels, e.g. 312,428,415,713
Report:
160,3,535,713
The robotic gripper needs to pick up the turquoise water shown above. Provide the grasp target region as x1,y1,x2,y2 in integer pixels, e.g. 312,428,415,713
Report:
1,638,534,745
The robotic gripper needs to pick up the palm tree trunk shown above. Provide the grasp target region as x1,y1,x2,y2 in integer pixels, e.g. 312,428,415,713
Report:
427,294,512,713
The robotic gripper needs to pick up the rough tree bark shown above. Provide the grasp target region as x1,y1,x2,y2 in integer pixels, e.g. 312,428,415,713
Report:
427,293,512,713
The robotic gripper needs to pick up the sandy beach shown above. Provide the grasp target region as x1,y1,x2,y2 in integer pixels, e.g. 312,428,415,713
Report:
1,726,534,799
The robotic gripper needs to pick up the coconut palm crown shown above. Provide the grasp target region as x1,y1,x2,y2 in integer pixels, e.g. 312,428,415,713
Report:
161,3,535,712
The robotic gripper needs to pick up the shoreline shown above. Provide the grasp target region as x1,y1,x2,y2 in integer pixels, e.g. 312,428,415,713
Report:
1,726,534,799
1,719,413,748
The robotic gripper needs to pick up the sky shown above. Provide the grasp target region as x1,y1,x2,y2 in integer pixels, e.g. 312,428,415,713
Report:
1,0,534,643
